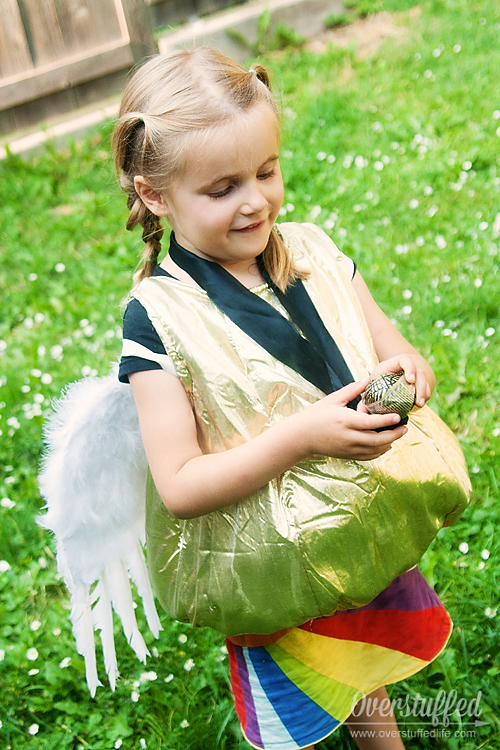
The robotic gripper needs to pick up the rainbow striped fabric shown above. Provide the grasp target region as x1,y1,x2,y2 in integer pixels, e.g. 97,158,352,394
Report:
227,568,452,750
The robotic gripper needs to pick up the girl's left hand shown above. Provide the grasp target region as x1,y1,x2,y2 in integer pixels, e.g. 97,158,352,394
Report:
367,354,431,409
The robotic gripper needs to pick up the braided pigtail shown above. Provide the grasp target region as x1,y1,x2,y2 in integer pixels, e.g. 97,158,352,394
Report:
114,114,166,287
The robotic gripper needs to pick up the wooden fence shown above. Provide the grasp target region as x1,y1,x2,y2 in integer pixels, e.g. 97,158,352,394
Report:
0,0,156,135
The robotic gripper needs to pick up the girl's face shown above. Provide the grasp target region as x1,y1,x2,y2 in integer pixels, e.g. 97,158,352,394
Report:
145,103,284,276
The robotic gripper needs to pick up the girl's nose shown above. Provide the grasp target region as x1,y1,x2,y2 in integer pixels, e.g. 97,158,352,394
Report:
241,182,267,214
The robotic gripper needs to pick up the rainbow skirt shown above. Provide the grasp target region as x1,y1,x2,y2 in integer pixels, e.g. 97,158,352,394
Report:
227,568,451,750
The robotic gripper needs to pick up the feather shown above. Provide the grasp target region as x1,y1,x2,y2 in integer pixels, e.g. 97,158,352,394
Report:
128,540,162,638
38,364,162,693
91,575,119,692
70,582,102,697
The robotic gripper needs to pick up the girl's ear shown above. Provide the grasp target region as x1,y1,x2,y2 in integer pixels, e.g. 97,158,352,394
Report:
134,176,170,217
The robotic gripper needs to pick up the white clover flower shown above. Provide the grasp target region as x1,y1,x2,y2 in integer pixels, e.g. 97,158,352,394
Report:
401,306,412,315
38,557,47,568
55,263,65,273
337,227,347,238
59,657,71,668
415,236,425,247
131,690,140,702
28,724,39,735
474,278,483,288
409,199,419,209
34,313,45,323
327,154,335,163
402,290,413,299
286,203,295,212
443,329,452,336
21,385,30,393
0,341,6,353
428,206,438,217
52,628,61,637
220,645,228,654
372,122,383,132
31,368,42,377
41,373,52,385
434,296,441,303
37,346,46,357
481,549,490,560
164,674,174,683
26,648,38,661
310,205,322,220
458,542,469,554
374,161,384,171
424,69,433,78
50,345,63,358
485,607,497,619
453,43,461,53
432,48,441,57
343,155,353,168
493,110,500,120
178,634,187,644
30,620,41,632
0,649,4,661
316,151,327,161
28,669,39,676
354,155,365,168
442,274,451,282
1,498,15,509
184,658,195,672
24,318,34,329
140,671,157,682
485,327,495,336
395,244,409,255
423,186,433,196
478,561,485,570
114,739,123,749
28,273,38,281
81,365,92,377
180,720,189,728
435,235,447,249
140,740,147,749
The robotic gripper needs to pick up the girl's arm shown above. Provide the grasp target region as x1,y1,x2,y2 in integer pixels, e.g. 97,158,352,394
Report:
352,272,436,407
130,369,406,519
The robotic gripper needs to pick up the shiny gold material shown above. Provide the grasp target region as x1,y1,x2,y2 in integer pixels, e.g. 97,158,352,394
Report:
363,371,416,419
135,222,471,636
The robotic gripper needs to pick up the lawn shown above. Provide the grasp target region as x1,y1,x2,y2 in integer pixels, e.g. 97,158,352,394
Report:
0,0,499,748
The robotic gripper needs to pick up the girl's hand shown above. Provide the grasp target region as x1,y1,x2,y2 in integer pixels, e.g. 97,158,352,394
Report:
297,379,408,462
368,354,432,409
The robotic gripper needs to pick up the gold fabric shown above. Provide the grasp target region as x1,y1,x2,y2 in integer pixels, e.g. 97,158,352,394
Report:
135,222,471,635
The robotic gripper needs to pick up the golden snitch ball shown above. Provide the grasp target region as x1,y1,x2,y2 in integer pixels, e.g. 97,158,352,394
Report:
362,371,416,420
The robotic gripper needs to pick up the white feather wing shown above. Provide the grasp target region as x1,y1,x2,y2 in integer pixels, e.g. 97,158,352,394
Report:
38,366,162,695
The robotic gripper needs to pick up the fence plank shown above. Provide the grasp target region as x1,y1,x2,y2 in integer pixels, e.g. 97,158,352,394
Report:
0,41,133,110
0,0,33,78
21,0,66,65
54,0,122,53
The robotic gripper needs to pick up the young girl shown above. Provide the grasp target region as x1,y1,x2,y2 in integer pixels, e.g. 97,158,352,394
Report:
112,47,466,750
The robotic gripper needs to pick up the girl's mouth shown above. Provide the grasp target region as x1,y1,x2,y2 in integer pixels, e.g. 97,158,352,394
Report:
234,220,265,233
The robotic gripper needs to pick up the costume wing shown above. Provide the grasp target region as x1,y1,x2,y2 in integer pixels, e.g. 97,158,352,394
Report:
38,365,162,696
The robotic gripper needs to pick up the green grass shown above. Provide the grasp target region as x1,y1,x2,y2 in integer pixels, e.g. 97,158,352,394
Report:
1,0,500,747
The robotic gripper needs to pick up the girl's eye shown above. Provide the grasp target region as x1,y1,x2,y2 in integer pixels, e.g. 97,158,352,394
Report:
258,169,276,181
208,185,233,199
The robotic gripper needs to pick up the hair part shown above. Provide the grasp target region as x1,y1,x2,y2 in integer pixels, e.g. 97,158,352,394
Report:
112,47,307,290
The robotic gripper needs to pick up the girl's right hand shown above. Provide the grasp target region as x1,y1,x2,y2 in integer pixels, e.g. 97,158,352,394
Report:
297,379,408,461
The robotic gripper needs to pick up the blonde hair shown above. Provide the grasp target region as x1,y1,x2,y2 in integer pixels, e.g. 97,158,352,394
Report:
112,47,307,290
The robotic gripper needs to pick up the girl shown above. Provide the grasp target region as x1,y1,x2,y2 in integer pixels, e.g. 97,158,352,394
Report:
112,48,463,750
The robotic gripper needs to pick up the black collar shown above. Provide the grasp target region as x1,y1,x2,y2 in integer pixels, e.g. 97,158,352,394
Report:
165,232,359,407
